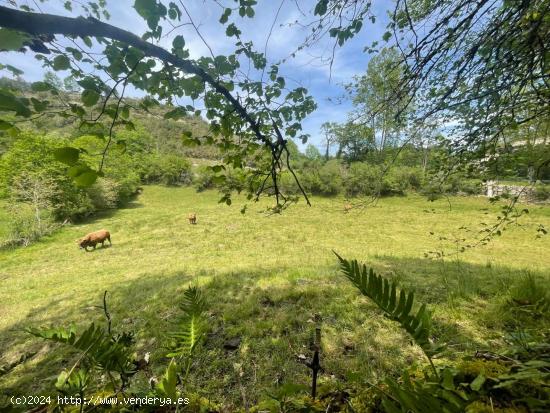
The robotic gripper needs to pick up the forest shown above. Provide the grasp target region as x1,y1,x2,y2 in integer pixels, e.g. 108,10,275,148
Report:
0,0,549,412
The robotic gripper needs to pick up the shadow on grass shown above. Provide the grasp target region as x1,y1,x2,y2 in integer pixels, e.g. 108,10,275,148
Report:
1,256,547,408
71,200,144,226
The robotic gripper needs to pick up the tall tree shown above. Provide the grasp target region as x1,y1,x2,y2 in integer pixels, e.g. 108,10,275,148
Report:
309,0,549,179
334,121,375,163
320,121,338,160
348,48,408,155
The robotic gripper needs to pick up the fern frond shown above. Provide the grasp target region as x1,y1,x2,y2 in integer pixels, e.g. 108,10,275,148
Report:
156,359,178,399
167,286,206,358
381,369,469,413
28,323,134,374
335,252,441,358
180,286,206,316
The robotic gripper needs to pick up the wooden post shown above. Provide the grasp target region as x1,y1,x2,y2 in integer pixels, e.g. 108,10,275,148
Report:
307,323,322,399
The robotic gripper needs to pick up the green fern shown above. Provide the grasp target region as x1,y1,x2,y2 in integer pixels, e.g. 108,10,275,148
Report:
156,358,179,399
27,322,134,375
335,252,442,360
381,369,468,413
55,369,90,396
167,286,206,358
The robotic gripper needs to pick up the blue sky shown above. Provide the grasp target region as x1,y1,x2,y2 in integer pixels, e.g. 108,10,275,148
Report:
1,0,391,151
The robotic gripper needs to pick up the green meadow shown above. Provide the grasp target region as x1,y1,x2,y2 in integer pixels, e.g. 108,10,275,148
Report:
1,186,549,407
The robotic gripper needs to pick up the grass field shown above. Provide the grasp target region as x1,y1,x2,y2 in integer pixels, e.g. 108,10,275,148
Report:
1,186,549,408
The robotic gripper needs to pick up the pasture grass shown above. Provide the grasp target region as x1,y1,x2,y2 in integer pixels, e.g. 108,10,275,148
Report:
1,186,549,407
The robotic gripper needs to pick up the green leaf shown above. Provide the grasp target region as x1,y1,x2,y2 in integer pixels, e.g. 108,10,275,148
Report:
83,36,93,48
173,35,185,50
134,0,165,30
334,252,439,358
156,359,178,398
0,90,31,117
67,164,91,178
0,120,14,130
74,171,98,187
219,8,232,24
54,147,80,166
0,29,30,51
314,0,328,16
53,55,71,71
81,89,100,107
470,374,486,391
31,81,53,92
442,368,455,390
226,23,241,37
164,107,186,120
31,97,48,112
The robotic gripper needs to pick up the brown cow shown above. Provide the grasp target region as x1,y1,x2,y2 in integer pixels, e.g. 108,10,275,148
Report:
77,229,112,251
188,213,197,224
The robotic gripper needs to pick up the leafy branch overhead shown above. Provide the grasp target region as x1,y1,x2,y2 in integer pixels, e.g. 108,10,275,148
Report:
0,1,316,207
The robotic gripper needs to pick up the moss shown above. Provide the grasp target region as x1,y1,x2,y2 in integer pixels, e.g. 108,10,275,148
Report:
458,359,509,379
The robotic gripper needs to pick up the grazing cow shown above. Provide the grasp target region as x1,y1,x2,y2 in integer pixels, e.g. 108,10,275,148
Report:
188,213,197,224
344,203,353,213
78,229,112,251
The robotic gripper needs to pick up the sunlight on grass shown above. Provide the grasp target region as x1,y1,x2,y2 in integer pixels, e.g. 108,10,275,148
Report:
1,186,549,405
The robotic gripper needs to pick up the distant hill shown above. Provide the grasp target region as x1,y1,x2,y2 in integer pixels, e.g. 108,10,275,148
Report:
0,76,220,160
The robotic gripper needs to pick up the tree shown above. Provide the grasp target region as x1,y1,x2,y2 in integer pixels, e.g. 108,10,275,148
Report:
10,172,58,239
334,121,375,163
43,71,63,90
1,0,548,206
320,121,338,161
0,1,316,208
305,144,322,161
63,75,80,92
348,48,408,156
308,0,549,180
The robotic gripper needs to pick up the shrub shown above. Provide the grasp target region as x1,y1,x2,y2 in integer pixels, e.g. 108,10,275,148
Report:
279,170,301,195
141,154,192,185
2,202,57,248
300,160,343,196
457,179,484,195
0,133,95,220
344,162,381,197
221,167,248,193
86,178,120,210
534,184,550,201
194,165,216,192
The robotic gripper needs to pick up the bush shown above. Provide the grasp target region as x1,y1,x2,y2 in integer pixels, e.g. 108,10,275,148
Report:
343,162,381,197
2,202,57,248
86,178,120,210
141,154,192,185
0,133,95,220
534,184,550,201
300,160,343,196
457,178,484,195
221,167,248,193
279,170,301,195
194,165,216,192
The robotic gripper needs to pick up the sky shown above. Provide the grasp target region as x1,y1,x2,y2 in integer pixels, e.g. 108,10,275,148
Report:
0,0,391,151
